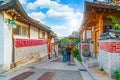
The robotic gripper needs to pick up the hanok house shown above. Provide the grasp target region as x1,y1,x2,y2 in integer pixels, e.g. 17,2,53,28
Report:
0,0,56,72
80,0,120,77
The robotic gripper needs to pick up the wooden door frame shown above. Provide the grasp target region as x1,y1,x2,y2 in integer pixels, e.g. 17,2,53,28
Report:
94,29,99,57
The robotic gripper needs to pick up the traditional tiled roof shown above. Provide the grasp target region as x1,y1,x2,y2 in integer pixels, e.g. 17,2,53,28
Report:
0,0,51,32
80,1,120,31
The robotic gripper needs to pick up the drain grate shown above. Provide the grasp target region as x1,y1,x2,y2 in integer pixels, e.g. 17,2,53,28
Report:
10,71,35,80
79,69,87,71
28,66,36,69
38,72,56,80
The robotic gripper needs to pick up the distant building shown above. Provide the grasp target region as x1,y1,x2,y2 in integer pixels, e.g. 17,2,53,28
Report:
69,31,79,38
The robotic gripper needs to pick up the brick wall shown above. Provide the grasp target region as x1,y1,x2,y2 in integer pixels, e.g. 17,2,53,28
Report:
81,44,90,50
99,39,120,77
100,42,120,53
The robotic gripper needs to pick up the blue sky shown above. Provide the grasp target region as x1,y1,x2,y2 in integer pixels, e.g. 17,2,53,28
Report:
19,0,93,37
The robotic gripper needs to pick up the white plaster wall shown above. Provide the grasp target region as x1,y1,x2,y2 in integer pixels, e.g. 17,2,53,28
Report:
45,32,48,39
0,13,4,69
3,13,12,70
4,15,12,64
14,35,29,39
30,26,38,39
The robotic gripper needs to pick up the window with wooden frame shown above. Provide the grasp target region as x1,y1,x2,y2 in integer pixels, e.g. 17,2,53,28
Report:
14,25,20,35
14,25,28,36
86,30,92,39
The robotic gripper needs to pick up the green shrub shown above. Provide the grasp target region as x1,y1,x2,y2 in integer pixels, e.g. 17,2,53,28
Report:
76,55,82,62
114,71,120,80
72,46,79,57
73,49,79,57
71,45,82,62
99,67,104,71
114,71,119,79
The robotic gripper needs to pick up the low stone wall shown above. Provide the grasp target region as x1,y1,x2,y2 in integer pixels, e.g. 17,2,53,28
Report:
80,43,90,59
14,39,48,66
99,39,120,77
80,43,90,52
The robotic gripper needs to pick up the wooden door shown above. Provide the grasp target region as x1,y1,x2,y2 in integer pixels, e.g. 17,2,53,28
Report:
95,30,99,57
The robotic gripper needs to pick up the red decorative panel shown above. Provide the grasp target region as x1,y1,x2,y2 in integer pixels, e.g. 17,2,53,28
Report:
100,42,120,53
15,39,48,48
81,44,90,50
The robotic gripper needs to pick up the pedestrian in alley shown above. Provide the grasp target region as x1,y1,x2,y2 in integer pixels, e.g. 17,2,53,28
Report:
66,45,71,61
62,46,67,62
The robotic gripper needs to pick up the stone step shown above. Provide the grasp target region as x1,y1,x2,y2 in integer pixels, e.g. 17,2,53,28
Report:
87,62,99,68
80,71,94,80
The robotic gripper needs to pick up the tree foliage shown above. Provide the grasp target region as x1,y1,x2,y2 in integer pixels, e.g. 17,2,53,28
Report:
107,15,120,29
60,38,68,43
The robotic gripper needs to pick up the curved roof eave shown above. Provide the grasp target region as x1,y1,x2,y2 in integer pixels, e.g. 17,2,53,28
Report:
0,0,51,32
80,1,120,32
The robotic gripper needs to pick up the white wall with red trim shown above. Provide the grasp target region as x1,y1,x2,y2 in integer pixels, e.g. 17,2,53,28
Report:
99,39,120,77
0,12,50,72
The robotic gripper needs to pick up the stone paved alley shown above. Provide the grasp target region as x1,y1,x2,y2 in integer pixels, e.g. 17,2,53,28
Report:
0,56,83,80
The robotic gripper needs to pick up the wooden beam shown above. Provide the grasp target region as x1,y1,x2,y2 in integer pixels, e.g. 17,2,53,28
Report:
11,15,16,68
28,24,30,39
99,14,103,35
38,28,40,39
84,30,86,40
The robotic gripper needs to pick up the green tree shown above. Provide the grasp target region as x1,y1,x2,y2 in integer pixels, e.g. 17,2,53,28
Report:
107,15,120,29
60,38,68,43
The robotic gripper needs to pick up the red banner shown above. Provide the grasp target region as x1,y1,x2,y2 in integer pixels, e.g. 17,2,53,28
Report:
15,39,48,48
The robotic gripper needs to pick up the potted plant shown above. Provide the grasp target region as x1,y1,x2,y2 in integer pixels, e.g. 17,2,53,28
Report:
82,48,90,57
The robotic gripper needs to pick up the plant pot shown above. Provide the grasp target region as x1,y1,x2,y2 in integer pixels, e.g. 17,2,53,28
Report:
82,50,90,57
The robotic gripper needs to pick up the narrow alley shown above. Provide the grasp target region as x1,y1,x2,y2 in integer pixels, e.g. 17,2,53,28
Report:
0,56,83,80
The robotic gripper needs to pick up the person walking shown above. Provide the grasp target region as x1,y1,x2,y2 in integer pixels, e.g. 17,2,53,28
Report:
61,46,67,62
66,45,71,61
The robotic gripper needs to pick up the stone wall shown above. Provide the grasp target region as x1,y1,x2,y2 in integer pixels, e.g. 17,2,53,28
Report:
99,39,120,77
14,39,48,66
80,43,90,59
